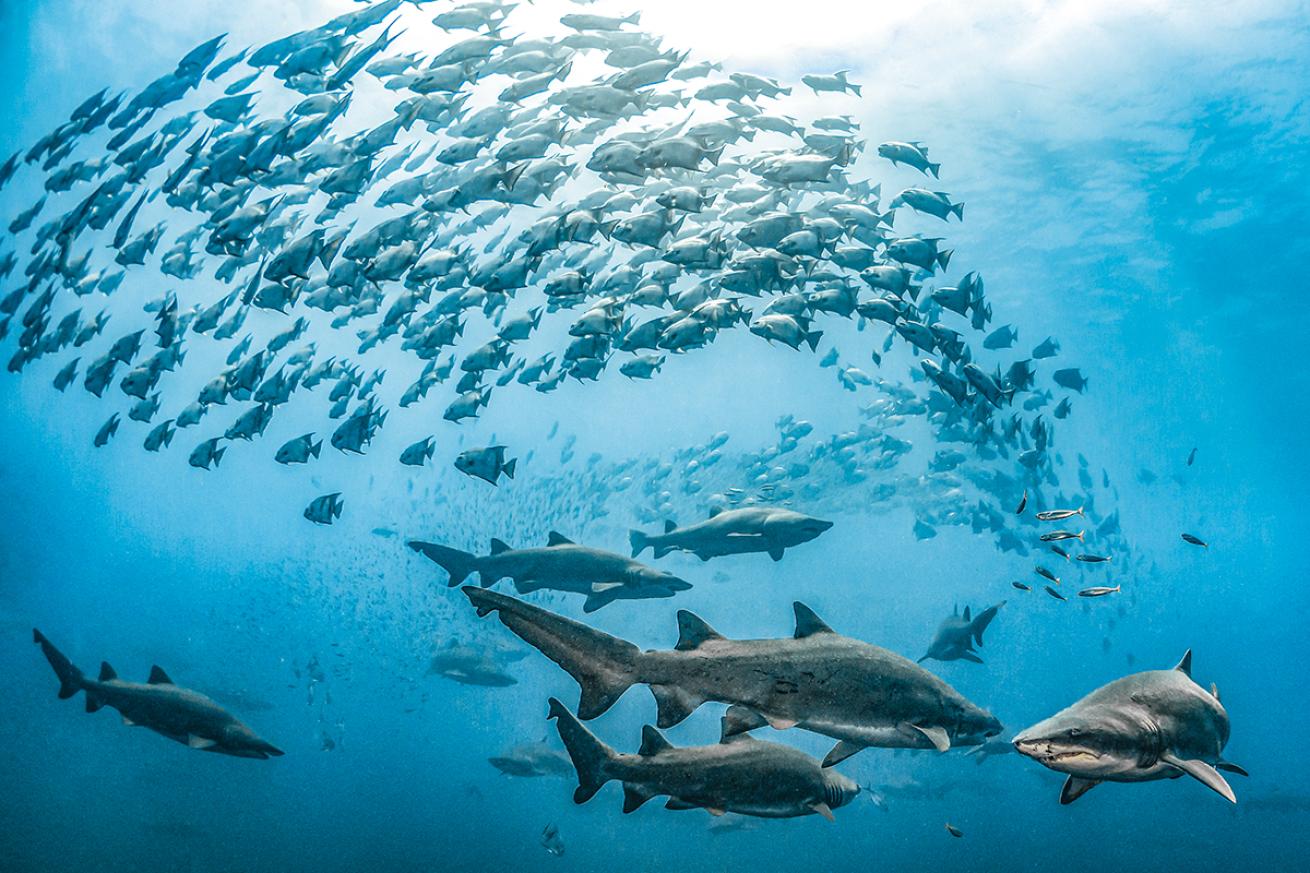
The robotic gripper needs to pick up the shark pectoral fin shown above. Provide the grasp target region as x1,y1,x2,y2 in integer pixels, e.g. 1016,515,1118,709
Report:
121,714,136,726
907,723,951,752
622,783,656,813
1060,776,1100,804
959,651,984,664
650,684,702,728
810,802,836,822
765,716,798,730
1161,752,1236,803
1216,761,1249,778
187,735,218,750
664,798,699,811
720,705,769,740
590,582,624,593
822,740,865,767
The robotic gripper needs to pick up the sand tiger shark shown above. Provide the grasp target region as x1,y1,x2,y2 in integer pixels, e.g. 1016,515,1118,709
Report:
628,507,833,562
33,629,283,759
548,697,860,820
410,532,691,612
463,588,1001,766
919,602,1005,664
1013,650,1245,804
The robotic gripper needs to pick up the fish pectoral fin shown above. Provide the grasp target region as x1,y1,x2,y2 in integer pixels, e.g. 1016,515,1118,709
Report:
1060,776,1100,805
1216,760,1249,778
1161,752,1236,803
822,740,865,768
622,783,657,814
906,723,951,752
187,735,218,750
810,802,836,822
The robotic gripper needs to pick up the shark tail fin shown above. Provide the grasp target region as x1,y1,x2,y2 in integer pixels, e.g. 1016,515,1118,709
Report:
970,601,1005,647
548,697,617,804
33,629,84,700
407,541,478,587
628,528,649,558
463,587,641,719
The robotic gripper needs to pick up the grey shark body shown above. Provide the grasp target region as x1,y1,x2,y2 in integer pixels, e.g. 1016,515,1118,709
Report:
410,532,691,612
629,507,833,562
548,698,860,820
489,739,575,777
919,602,1004,664
1013,651,1243,804
464,588,1001,766
33,630,283,759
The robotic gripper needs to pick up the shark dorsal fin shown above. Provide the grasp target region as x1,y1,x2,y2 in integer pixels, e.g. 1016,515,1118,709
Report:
1175,649,1193,677
147,665,173,685
963,606,972,622
99,661,117,681
489,538,511,554
638,725,673,756
793,602,834,638
546,531,573,547
675,611,723,651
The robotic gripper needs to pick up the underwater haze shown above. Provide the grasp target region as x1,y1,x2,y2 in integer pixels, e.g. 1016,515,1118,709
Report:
1,1,1308,872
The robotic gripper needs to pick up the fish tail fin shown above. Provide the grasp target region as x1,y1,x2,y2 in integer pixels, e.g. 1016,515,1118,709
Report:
970,602,1005,647
706,145,725,165
548,697,617,804
407,541,478,587
850,83,863,97
937,249,953,270
213,446,226,467
311,439,322,458
805,330,823,352
32,629,85,700
463,587,641,719
951,202,964,220
928,161,942,178
502,458,516,479
629,529,649,558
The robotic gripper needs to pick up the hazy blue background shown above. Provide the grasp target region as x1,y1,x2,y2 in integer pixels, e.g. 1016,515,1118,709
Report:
1,1,1307,871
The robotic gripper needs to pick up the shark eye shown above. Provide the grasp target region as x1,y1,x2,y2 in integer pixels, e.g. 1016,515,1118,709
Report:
1067,728,1082,737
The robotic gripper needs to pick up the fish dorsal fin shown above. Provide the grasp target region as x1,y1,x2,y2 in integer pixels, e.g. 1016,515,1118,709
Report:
793,602,834,638
963,606,972,622
638,725,673,757
1175,649,1193,677
99,661,118,681
720,705,768,740
147,665,173,685
675,611,723,651
664,519,678,533
489,538,511,555
546,531,573,547
1210,682,1221,702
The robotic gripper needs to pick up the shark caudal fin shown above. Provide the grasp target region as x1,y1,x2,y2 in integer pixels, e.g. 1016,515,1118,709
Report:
628,529,650,558
463,587,642,719
970,601,1006,647
407,541,478,587
32,629,85,700
547,697,618,804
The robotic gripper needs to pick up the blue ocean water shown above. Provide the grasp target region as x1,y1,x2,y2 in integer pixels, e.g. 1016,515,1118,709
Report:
1,2,1307,872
